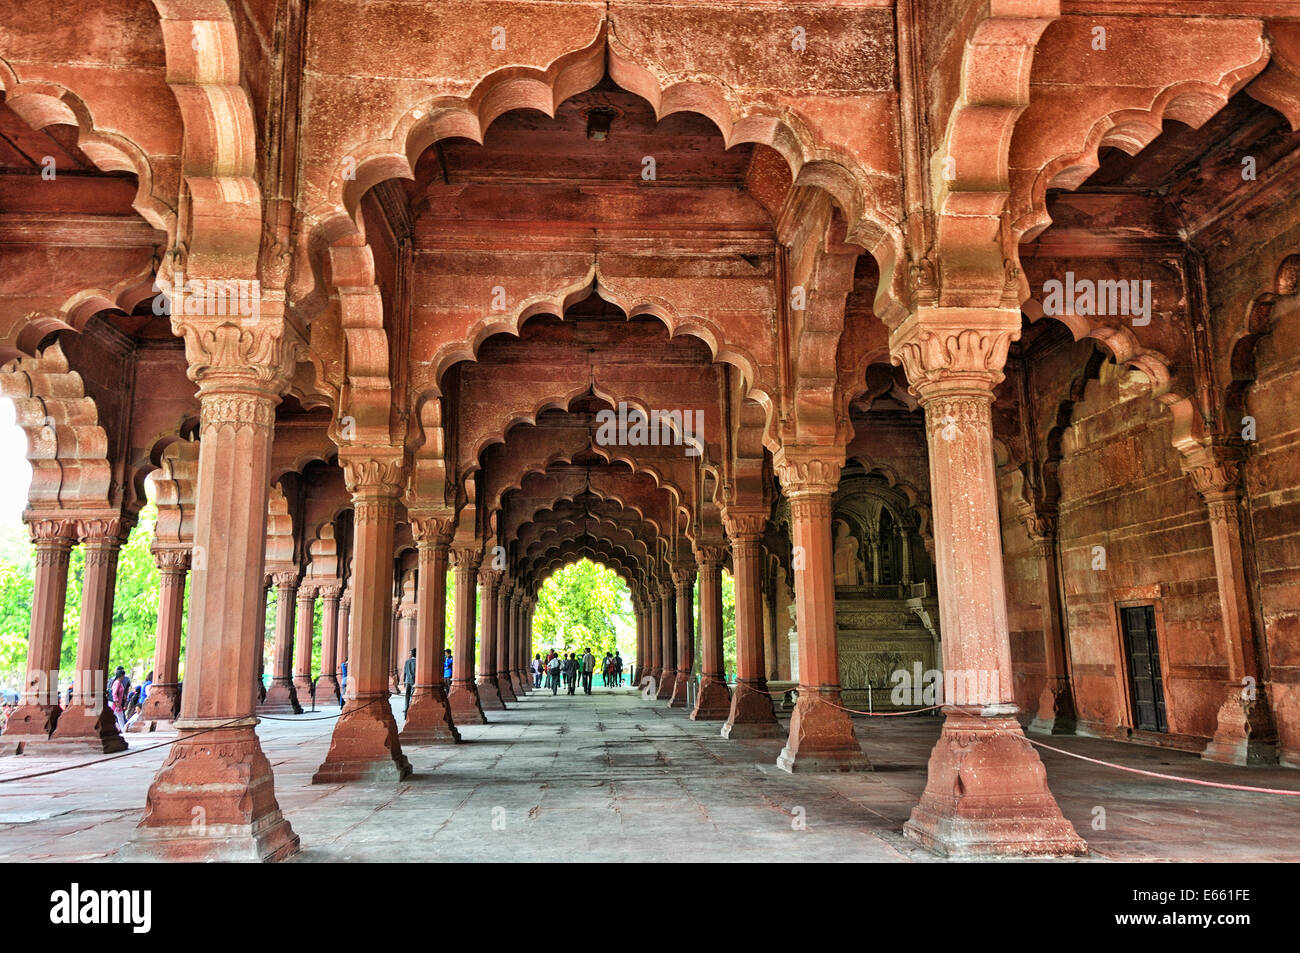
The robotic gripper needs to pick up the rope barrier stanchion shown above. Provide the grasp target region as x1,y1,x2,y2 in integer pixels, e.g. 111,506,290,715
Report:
0,691,405,785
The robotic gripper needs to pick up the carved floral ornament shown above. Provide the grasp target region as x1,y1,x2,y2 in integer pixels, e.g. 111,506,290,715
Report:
342,455,407,496
888,312,1022,400
409,515,455,546
722,509,767,540
177,318,304,393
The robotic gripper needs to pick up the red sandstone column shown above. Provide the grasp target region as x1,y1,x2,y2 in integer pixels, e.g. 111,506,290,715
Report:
126,324,299,861
772,447,869,770
723,511,782,738
0,518,76,752
477,569,506,709
262,572,301,713
656,582,676,700
448,544,486,724
893,311,1085,856
690,546,732,720
632,596,644,686
312,458,412,783
48,517,130,752
337,590,352,670
1024,515,1076,735
293,584,317,707
401,517,460,744
136,548,190,730
511,590,528,693
1187,454,1278,765
317,585,342,705
646,593,662,692
495,578,518,703
669,568,695,707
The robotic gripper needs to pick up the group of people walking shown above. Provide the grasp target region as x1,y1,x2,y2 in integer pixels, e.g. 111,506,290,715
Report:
532,649,624,695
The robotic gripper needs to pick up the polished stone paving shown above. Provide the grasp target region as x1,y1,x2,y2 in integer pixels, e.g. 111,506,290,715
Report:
1,686,1298,862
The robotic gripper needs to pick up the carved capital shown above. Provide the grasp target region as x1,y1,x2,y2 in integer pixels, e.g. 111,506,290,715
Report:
26,516,78,547
342,452,408,497
152,548,192,573
1184,450,1243,500
772,446,843,498
672,567,697,589
297,585,317,603
318,584,343,602
889,308,1021,402
76,516,129,546
479,567,503,589
340,591,353,609
271,571,298,590
722,507,768,540
695,544,728,572
449,544,482,572
174,316,300,395
409,514,455,547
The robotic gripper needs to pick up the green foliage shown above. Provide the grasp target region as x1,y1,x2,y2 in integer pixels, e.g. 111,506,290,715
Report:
532,559,633,661
0,503,192,690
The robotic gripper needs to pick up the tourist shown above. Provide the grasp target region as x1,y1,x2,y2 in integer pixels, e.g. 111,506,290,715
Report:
531,654,543,688
403,649,417,714
564,653,578,695
546,653,562,694
108,666,130,732
614,652,624,686
581,647,595,695
339,659,348,704
443,648,453,683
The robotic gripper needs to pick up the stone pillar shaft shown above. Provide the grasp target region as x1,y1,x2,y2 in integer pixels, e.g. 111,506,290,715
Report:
138,549,189,728
316,586,341,704
400,524,461,744
772,449,868,772
690,547,731,719
723,519,782,738
49,521,128,752
0,520,75,750
127,348,298,861
892,310,1084,857
656,583,676,700
263,574,301,713
293,586,316,703
495,581,518,702
313,469,411,783
448,546,486,724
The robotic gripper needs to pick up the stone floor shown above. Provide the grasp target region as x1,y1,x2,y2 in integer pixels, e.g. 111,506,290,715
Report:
1,686,1298,862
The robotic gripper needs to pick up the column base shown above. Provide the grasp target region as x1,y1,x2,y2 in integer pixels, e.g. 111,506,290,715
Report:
690,676,732,721
120,725,299,862
0,703,60,754
655,670,675,700
775,688,870,772
721,679,783,739
399,686,461,745
261,679,301,715
293,676,315,707
39,705,127,754
902,711,1088,858
312,696,413,784
668,673,691,708
1028,682,1077,736
314,674,341,708
496,673,519,703
514,671,531,695
448,680,487,724
1201,687,1279,766
131,685,180,732
477,675,507,710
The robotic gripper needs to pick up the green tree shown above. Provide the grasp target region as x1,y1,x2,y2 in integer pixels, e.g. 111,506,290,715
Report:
532,559,633,661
